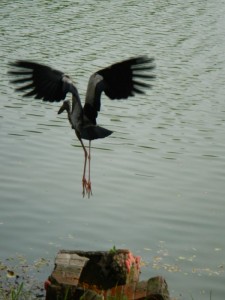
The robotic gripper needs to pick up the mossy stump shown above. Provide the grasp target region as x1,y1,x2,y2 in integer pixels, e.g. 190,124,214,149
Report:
45,249,170,300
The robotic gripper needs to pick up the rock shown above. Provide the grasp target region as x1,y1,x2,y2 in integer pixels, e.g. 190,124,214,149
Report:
45,249,170,300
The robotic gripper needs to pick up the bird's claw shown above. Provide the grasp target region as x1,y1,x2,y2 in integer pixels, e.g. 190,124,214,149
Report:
82,177,88,197
82,177,92,198
86,181,92,198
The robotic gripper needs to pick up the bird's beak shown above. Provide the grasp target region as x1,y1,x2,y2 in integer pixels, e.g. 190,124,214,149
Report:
58,102,68,114
58,105,65,114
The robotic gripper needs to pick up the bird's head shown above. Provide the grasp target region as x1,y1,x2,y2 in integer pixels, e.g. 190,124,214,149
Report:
58,100,71,115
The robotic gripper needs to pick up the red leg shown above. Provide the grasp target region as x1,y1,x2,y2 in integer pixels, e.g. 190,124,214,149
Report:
86,140,92,198
79,139,88,197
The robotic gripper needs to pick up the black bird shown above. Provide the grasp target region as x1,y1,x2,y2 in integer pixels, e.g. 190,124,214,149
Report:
9,56,155,198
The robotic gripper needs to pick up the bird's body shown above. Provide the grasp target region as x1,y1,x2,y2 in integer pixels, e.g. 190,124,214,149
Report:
9,56,155,197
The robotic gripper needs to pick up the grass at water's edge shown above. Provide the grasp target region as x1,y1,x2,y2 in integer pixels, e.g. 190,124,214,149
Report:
0,283,214,300
0,255,215,300
0,256,49,300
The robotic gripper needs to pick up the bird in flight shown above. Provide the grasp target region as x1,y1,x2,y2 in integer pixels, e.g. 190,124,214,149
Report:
9,56,155,198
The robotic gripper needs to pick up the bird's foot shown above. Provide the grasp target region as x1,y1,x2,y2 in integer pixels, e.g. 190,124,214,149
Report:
82,177,88,197
86,181,92,198
82,177,92,198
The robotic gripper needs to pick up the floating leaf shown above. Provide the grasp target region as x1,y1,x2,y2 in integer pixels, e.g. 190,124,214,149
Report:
214,248,222,251
34,258,49,269
178,256,186,260
7,270,15,278
143,247,151,251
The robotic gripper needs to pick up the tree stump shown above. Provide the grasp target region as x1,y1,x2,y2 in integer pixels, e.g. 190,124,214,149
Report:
45,249,170,300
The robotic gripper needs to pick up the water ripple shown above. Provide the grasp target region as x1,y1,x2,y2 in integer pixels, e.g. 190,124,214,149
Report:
1,1,225,299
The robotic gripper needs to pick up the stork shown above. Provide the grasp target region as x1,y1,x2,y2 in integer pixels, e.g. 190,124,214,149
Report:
9,56,155,198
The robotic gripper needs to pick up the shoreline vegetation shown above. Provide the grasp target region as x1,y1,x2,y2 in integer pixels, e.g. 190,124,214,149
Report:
0,251,219,300
0,251,170,300
0,256,49,300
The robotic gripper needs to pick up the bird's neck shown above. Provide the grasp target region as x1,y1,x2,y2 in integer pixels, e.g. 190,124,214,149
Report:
70,94,83,131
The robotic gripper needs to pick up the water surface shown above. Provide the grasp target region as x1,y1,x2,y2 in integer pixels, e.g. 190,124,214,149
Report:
0,1,225,299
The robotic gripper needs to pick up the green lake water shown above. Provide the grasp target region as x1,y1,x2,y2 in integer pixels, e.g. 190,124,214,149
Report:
0,1,225,298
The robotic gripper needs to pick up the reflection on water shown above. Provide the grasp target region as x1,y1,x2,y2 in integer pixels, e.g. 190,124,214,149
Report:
1,1,225,299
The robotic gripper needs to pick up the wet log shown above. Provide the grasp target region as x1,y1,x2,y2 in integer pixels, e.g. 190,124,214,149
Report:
45,249,170,300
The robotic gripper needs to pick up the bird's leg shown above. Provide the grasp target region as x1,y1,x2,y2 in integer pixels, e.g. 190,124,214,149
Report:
86,140,92,198
79,139,88,197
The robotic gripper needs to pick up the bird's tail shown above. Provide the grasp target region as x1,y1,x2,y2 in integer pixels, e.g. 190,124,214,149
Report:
81,125,113,141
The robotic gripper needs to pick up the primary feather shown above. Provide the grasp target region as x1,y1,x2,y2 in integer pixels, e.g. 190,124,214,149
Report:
9,56,155,129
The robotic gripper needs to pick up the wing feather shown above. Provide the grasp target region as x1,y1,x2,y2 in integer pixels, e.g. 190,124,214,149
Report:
83,55,155,125
97,55,155,100
8,60,76,102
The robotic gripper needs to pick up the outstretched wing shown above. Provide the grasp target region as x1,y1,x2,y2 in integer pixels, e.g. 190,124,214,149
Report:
83,56,155,124
98,55,155,99
8,60,78,102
